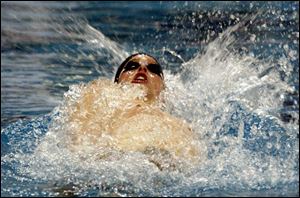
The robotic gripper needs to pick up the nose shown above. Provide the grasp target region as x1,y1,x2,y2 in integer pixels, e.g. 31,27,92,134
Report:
138,65,147,73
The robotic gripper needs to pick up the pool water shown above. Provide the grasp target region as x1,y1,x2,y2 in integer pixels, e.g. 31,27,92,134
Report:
1,1,299,197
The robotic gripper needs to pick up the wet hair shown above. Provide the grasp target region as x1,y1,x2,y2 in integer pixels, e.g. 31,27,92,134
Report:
114,52,163,83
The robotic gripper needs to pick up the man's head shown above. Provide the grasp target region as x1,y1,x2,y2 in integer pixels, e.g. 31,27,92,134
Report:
114,53,164,100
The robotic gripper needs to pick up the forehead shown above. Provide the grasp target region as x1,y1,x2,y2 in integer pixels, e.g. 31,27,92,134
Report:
128,54,157,65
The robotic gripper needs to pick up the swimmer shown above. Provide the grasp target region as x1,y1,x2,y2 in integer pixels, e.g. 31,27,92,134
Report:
65,53,203,170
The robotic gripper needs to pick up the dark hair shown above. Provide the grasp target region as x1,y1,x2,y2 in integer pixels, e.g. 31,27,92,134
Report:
114,52,163,83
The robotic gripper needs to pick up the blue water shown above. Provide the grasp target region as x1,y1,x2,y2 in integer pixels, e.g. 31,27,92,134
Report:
1,1,299,197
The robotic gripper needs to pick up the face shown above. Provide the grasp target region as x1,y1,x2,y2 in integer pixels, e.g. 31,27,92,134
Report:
118,54,164,100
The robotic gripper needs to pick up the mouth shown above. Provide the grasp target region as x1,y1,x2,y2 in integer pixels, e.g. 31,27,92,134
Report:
132,73,148,84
